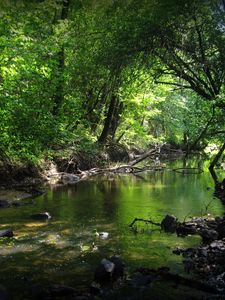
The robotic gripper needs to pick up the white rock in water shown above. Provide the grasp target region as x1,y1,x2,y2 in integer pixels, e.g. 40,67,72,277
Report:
101,258,115,273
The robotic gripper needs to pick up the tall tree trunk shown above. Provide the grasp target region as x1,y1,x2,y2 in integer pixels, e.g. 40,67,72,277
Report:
52,0,70,115
109,101,123,141
98,94,117,144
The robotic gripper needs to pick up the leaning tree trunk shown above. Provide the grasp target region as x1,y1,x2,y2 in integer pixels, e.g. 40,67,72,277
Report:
188,108,215,152
209,141,225,171
109,100,123,141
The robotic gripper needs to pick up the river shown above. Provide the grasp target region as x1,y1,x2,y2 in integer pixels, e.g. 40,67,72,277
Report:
0,158,225,299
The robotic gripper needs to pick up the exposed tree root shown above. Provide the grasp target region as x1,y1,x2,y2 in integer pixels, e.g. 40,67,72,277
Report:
129,218,161,228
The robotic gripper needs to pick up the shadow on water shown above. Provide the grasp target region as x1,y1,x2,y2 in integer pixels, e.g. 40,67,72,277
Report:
209,167,225,204
0,157,225,299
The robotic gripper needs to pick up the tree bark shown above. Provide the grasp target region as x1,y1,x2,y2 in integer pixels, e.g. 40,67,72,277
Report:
129,147,158,166
98,94,117,144
209,141,225,170
52,0,70,115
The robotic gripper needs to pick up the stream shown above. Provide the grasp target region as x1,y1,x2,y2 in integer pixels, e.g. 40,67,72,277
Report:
0,158,225,299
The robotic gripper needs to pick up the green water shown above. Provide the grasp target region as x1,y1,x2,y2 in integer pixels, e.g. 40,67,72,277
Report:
0,159,225,298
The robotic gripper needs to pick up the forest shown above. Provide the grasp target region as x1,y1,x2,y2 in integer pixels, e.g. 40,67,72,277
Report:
1,1,225,300
0,0,224,171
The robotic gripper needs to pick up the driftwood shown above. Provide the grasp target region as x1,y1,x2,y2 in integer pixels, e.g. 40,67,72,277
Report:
129,143,166,166
129,148,158,166
45,145,167,185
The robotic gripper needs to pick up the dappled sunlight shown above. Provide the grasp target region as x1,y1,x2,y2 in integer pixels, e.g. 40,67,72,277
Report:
0,243,40,256
0,161,225,296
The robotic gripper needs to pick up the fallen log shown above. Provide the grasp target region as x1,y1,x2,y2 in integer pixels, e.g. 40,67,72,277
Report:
129,148,158,166
129,143,166,166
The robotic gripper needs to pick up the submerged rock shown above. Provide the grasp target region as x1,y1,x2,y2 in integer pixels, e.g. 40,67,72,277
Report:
0,228,13,237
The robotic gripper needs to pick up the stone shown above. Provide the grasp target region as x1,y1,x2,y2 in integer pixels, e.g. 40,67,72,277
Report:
176,223,197,236
0,228,13,237
161,214,178,233
110,256,124,280
94,256,124,285
200,229,218,242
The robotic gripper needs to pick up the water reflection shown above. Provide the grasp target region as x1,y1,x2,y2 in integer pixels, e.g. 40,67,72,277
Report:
0,158,225,298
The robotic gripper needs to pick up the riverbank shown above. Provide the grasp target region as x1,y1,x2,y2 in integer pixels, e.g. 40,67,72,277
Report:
0,143,184,189
0,156,225,299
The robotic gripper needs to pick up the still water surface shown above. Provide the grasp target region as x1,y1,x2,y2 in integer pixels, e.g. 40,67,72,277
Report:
0,159,225,297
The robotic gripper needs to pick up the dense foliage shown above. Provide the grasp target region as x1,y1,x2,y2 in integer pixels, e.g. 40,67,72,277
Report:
0,0,224,165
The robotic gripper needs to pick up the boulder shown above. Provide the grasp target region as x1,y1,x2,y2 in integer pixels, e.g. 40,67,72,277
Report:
161,214,178,233
0,228,13,237
94,256,124,285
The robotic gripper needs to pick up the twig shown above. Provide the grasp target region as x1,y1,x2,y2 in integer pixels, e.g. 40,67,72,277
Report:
129,218,161,228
